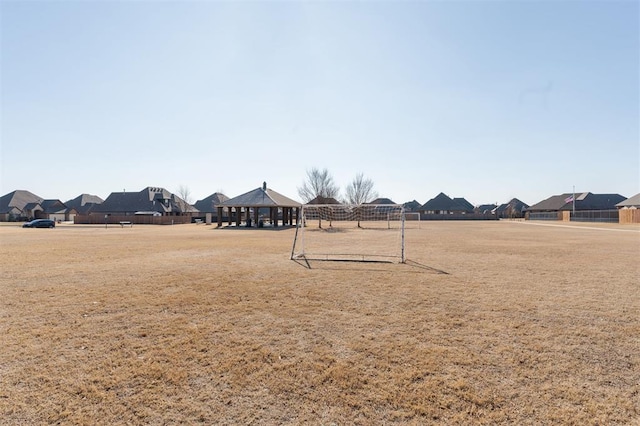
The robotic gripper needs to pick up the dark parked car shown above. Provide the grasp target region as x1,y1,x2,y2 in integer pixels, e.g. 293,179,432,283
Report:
22,219,56,228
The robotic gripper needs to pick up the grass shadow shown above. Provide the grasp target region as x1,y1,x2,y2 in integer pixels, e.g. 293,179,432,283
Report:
291,256,449,274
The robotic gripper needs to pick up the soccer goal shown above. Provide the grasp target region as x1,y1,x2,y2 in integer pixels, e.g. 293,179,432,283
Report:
404,212,421,228
291,204,406,263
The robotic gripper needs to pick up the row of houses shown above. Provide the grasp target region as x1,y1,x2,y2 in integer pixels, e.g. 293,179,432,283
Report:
402,193,530,219
410,191,638,223
2,185,639,225
0,191,104,222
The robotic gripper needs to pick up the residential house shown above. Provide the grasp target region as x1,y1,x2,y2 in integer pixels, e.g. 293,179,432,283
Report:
527,192,626,222
420,192,474,215
65,194,104,221
616,193,640,224
403,200,422,212
86,187,197,224
475,204,497,215
493,198,529,219
193,192,229,223
0,190,44,221
40,199,68,222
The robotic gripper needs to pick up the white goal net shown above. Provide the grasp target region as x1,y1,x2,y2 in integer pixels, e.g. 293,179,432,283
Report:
291,204,406,263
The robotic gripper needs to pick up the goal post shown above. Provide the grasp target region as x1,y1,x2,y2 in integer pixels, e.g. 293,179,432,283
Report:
291,204,406,263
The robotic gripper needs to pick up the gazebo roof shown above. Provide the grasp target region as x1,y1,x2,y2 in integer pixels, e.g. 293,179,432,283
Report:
222,183,301,208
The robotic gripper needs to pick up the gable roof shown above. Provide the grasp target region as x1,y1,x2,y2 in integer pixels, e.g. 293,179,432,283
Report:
194,192,229,212
41,199,67,214
616,193,640,208
223,183,300,208
528,192,626,212
0,190,44,214
24,202,43,211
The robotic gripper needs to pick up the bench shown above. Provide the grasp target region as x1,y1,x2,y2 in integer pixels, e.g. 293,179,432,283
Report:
119,221,133,228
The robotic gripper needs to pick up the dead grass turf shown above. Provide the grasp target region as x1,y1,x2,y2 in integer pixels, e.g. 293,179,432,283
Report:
1,221,638,424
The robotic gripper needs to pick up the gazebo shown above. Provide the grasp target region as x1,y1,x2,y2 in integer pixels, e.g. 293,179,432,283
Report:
218,182,301,228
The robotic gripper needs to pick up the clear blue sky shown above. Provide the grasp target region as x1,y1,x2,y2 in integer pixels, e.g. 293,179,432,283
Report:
1,0,638,206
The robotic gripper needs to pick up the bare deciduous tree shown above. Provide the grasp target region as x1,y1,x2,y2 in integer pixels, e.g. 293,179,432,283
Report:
345,173,378,227
298,168,340,229
298,168,340,203
345,173,377,205
175,184,193,214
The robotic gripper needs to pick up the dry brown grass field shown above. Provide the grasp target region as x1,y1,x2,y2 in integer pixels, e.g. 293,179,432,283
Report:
1,220,639,425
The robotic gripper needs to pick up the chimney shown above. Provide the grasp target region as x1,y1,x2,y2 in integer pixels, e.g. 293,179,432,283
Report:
263,181,267,190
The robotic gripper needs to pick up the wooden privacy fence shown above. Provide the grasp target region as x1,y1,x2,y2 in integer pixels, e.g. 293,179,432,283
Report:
619,208,640,224
74,214,192,225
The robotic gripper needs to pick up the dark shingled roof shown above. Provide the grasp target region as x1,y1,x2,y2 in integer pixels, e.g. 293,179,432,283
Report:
476,204,497,214
494,198,529,214
527,192,626,212
452,197,474,212
93,187,197,214
420,193,474,212
306,196,341,205
403,200,422,211
367,197,396,205
65,194,104,214
420,192,454,211
223,184,300,208
194,192,229,213
40,199,67,214
65,194,104,209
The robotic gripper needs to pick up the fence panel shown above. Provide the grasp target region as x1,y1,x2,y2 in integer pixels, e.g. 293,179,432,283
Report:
420,213,498,221
570,210,619,223
527,212,561,221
